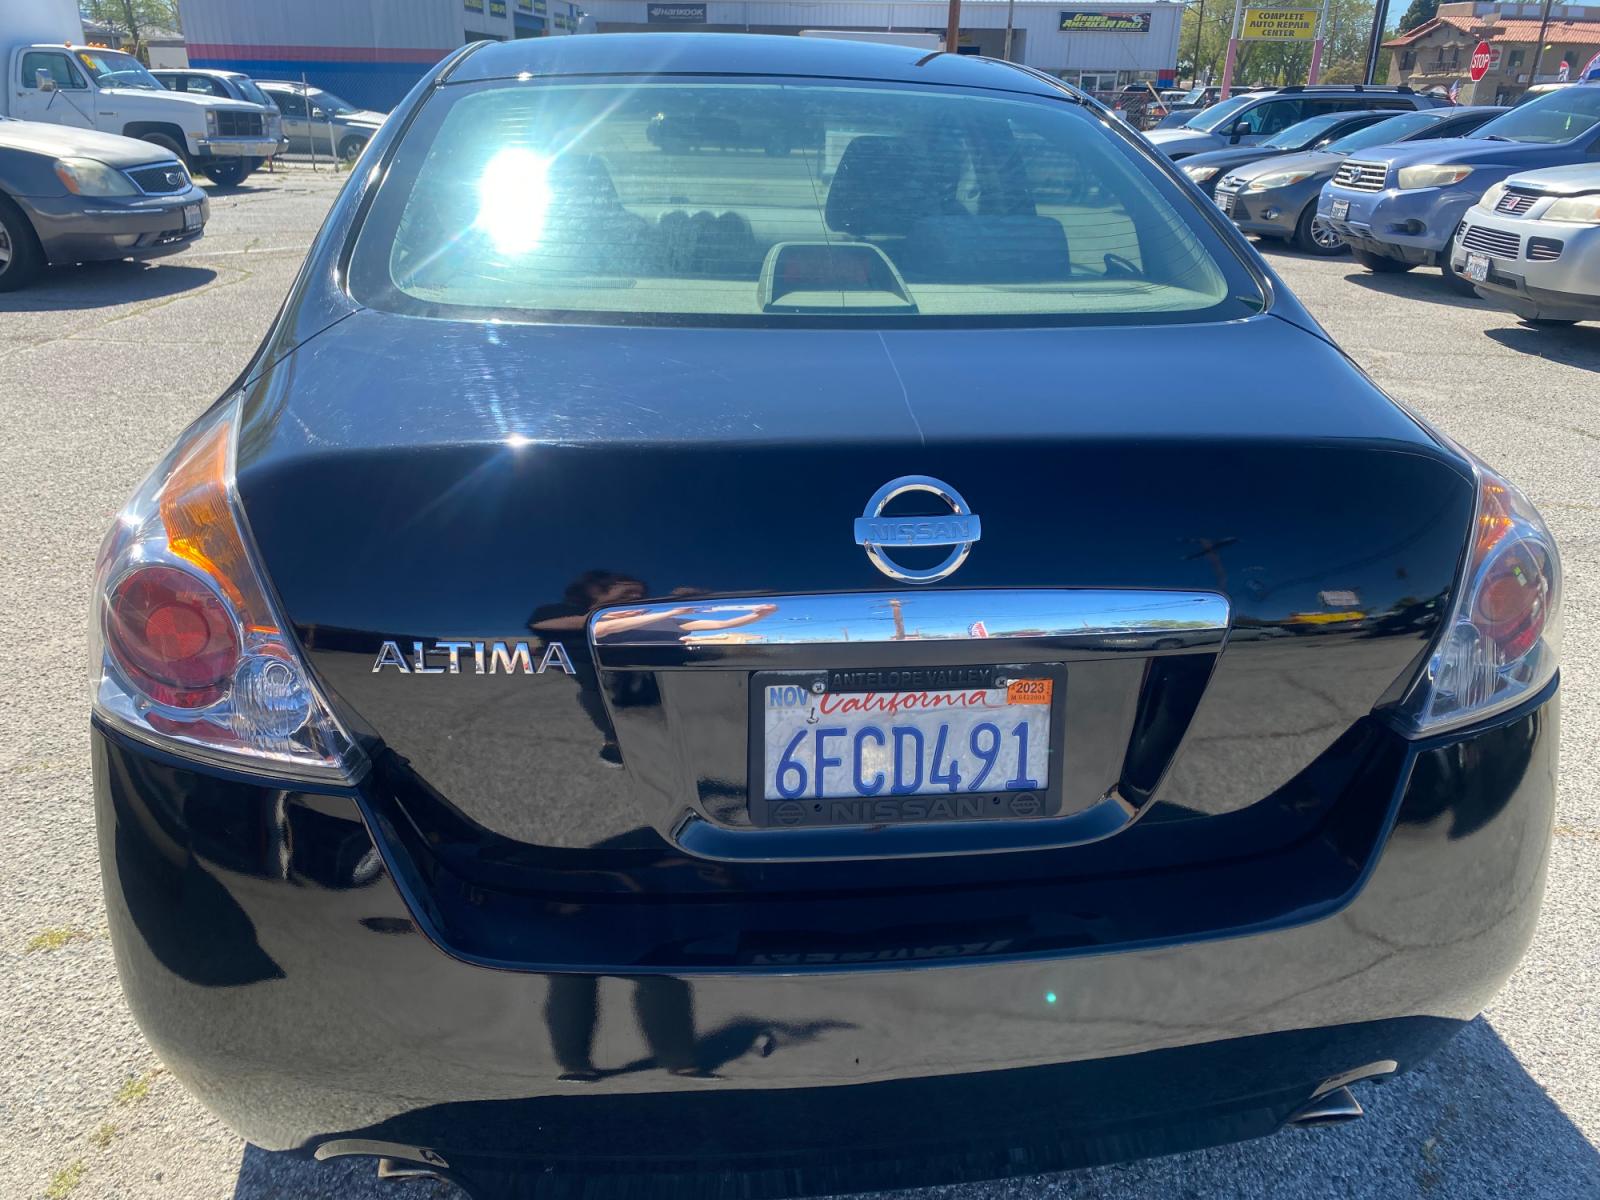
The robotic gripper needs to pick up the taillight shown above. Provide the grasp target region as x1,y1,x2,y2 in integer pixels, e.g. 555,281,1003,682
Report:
1403,460,1560,734
104,564,237,707
91,399,362,781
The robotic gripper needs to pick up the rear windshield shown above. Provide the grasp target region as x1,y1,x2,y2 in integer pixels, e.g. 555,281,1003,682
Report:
348,78,1261,327
233,78,271,107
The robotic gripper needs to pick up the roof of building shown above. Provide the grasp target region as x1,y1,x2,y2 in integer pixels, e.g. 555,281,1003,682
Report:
1386,15,1600,48
447,32,1066,95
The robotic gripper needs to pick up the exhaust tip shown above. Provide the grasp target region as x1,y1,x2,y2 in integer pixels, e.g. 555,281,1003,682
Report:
1287,1084,1364,1128
378,1156,447,1183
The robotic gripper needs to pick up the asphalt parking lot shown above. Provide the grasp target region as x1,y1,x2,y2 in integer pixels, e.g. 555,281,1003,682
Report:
2,165,1597,1200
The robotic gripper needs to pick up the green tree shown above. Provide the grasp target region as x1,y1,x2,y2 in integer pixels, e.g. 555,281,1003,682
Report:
79,1,182,62
1181,0,1386,87
1396,0,1438,33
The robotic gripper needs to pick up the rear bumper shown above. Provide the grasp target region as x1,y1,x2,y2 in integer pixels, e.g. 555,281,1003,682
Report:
23,189,207,265
94,686,1558,1195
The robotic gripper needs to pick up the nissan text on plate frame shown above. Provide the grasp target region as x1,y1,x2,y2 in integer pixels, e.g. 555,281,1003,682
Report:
89,33,1561,1200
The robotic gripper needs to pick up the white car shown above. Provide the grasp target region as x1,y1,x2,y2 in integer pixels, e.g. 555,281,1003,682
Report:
1451,162,1600,325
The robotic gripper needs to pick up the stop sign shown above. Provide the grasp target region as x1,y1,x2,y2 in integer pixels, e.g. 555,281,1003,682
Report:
1470,41,1493,82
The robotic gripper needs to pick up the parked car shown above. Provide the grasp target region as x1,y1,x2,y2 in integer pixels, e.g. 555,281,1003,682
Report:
1153,84,1253,129
0,0,279,187
256,80,386,161
1319,82,1600,293
1450,162,1600,324
1178,109,1406,199
0,116,206,290
90,32,1562,1198
1146,85,1447,160
150,68,287,173
1213,106,1505,254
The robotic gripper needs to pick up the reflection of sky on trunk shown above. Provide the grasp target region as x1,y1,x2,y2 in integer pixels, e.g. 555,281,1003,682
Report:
592,589,1231,648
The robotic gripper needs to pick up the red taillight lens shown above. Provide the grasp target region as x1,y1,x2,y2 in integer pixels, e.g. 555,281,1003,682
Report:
1473,538,1551,661
105,564,239,708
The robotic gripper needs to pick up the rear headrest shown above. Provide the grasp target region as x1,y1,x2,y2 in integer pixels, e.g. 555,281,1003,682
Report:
546,153,621,208
825,135,966,237
903,216,1072,283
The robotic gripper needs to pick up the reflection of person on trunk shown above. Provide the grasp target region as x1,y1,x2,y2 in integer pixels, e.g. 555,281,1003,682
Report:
546,975,707,1081
529,572,650,765
531,577,775,764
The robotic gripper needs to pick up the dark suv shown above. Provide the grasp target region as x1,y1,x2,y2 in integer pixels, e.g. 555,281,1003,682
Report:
1146,85,1449,160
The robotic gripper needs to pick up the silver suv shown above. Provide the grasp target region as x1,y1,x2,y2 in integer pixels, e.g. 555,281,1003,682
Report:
1145,85,1449,160
256,81,386,161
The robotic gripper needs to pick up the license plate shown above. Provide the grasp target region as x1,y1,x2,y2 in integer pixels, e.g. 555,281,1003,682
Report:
1216,192,1234,215
1331,198,1349,221
752,666,1059,828
1465,252,1490,283
182,203,202,231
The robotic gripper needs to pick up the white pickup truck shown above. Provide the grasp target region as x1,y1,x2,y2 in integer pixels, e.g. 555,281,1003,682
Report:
1,0,279,186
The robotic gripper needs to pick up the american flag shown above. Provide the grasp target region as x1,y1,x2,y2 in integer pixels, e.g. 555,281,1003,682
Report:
1448,79,1460,104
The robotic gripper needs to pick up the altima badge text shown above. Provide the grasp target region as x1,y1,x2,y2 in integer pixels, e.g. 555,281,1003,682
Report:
373,639,576,675
854,475,981,584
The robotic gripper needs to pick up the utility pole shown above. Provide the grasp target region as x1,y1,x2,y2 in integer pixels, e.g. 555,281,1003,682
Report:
946,0,961,55
1219,0,1246,98
1308,0,1332,83
1190,0,1207,86
1003,0,1016,60
1361,0,1393,84
1532,0,1555,82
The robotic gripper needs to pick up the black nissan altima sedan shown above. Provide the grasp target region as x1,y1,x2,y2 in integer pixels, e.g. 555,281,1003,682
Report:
91,33,1561,1199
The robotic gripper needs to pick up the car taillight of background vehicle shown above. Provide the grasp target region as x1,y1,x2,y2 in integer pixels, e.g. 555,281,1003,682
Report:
90,400,363,781
1404,460,1560,733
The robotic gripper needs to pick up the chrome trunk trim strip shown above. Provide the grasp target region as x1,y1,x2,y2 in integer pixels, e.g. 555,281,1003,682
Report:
591,589,1231,669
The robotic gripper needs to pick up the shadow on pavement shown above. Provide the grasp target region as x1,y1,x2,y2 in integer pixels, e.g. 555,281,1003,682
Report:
1341,268,1497,311
0,261,217,312
232,1018,1600,1200
1484,324,1600,374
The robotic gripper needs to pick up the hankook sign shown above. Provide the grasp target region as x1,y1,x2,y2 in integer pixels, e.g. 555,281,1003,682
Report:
648,2,707,21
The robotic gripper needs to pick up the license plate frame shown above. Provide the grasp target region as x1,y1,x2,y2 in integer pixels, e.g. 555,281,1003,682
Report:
1331,198,1349,221
182,203,202,232
747,663,1067,830
1465,251,1490,283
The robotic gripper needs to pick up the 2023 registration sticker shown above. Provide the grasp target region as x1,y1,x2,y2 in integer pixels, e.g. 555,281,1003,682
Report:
762,679,1053,801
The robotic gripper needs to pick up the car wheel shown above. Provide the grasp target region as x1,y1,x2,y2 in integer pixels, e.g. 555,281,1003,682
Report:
1294,204,1346,256
139,133,189,168
204,159,248,187
0,194,44,292
1352,248,1414,274
339,136,367,163
1438,252,1479,297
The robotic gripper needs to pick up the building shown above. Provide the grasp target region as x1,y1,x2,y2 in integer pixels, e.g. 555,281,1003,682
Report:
179,0,1180,111
582,2,1184,92
1385,1,1600,103
179,0,585,111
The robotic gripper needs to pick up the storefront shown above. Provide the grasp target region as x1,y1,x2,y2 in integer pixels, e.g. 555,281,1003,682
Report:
582,1,1183,87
